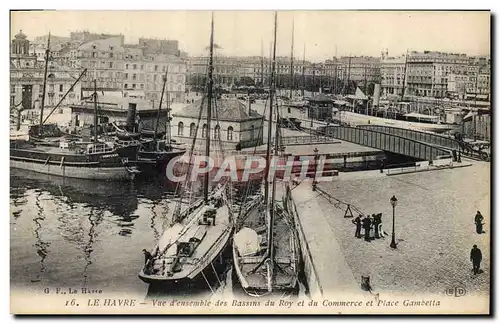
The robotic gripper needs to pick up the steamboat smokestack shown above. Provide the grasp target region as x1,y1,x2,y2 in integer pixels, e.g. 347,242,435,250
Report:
126,102,137,131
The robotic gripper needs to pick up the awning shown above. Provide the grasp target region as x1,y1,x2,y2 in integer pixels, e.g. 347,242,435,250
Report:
404,112,440,120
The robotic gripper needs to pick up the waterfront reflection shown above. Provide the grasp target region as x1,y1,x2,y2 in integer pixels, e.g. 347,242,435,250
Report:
32,190,49,282
10,169,297,299
10,169,178,295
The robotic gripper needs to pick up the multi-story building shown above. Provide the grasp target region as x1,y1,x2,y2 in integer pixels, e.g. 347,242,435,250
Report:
75,37,125,93
187,56,253,87
10,31,82,126
144,54,186,104
406,51,468,98
122,47,187,104
336,56,381,86
448,69,490,101
380,54,406,97
123,47,146,100
187,55,317,88
70,31,125,45
138,38,180,56
447,74,469,99
32,34,71,46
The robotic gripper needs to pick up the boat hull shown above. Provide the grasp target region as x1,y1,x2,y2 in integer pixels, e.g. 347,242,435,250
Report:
10,159,133,180
138,227,232,284
10,141,140,181
136,149,187,175
232,194,300,297
138,187,234,285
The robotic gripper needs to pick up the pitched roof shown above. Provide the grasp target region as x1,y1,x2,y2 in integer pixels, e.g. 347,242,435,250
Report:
173,99,262,121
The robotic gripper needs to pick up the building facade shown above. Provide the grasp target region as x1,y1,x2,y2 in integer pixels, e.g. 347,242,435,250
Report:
10,31,82,127
171,99,264,150
406,51,469,98
380,55,406,97
76,37,125,92
138,38,180,56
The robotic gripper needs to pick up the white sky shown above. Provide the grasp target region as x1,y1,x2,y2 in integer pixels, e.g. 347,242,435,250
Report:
11,10,491,61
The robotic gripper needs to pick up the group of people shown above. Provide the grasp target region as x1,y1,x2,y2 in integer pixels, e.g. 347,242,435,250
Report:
352,213,385,242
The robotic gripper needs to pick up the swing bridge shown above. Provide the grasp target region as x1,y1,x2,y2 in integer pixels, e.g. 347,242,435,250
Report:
280,125,489,162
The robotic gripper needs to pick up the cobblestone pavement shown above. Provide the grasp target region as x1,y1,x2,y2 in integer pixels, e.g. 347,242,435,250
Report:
316,162,490,298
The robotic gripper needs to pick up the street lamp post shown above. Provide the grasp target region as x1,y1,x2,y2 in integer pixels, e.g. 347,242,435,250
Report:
390,195,398,249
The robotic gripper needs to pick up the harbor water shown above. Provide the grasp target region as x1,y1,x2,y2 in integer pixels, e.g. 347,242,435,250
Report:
10,160,490,300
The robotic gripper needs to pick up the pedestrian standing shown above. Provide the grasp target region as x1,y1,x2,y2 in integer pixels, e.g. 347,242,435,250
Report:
363,216,372,242
474,211,484,234
470,245,482,275
142,249,153,265
373,213,381,239
352,214,362,238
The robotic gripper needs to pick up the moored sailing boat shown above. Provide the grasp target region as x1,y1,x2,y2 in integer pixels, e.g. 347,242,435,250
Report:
232,12,300,297
138,13,234,284
10,79,140,180
134,65,186,174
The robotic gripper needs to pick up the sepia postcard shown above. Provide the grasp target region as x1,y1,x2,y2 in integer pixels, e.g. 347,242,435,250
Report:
9,9,491,315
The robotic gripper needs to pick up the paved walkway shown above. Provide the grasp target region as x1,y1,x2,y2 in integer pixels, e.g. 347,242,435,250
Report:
290,182,360,297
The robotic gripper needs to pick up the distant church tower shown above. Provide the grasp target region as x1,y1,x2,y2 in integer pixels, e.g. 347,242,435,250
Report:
11,30,30,55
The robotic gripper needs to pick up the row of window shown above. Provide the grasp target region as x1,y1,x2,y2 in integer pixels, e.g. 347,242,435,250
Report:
11,84,73,93
82,61,123,69
78,51,122,60
123,73,185,83
124,63,184,73
177,122,236,141
123,83,184,91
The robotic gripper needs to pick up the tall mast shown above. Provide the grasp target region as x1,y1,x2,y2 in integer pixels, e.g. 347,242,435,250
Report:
204,12,215,204
93,79,98,143
346,55,351,94
260,38,264,87
267,10,279,266
401,49,409,102
473,64,479,139
334,63,338,94
269,41,272,87
289,17,294,100
264,12,278,207
334,47,338,94
155,66,169,143
364,64,367,94
301,43,305,97
38,33,51,136
165,92,171,144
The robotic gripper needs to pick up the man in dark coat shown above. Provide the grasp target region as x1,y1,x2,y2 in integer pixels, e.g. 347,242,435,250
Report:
373,213,381,239
142,249,153,265
352,215,362,238
474,211,484,234
362,216,372,242
470,245,482,275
